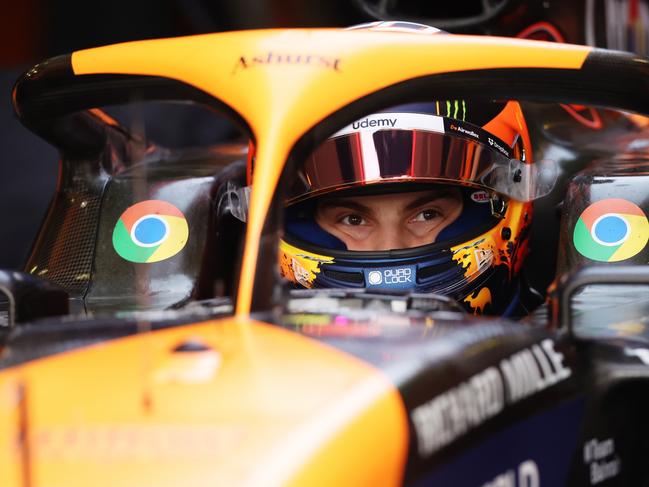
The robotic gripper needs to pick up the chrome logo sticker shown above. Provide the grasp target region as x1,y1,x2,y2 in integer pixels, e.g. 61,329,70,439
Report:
112,200,189,263
573,198,649,262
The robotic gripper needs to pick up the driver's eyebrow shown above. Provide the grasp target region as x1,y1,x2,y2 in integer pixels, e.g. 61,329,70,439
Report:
318,191,457,213
317,199,371,213
403,191,457,211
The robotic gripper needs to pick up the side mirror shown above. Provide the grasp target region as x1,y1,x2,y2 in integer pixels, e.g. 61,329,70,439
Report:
0,271,69,331
549,266,649,339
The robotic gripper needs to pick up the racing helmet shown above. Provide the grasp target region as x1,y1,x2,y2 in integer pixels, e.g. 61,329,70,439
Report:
279,99,556,315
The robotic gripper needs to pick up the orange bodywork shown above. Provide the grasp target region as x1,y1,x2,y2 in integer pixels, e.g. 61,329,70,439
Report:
1,29,593,485
0,319,408,486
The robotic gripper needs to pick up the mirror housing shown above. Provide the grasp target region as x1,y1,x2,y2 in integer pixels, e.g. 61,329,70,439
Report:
0,270,69,331
549,266,649,336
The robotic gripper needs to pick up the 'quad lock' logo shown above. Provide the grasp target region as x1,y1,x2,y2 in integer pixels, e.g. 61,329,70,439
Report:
367,268,413,286
233,52,342,74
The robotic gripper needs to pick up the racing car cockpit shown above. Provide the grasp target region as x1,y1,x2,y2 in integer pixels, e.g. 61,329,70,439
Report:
5,26,649,328
5,25,649,487
276,98,557,317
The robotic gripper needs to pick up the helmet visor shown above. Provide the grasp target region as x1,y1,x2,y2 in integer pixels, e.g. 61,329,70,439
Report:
288,113,556,203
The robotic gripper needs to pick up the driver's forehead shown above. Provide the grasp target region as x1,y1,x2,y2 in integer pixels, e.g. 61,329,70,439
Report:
318,188,463,210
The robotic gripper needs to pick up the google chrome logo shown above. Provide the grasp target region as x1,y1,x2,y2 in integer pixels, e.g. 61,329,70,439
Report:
573,198,649,262
112,200,189,263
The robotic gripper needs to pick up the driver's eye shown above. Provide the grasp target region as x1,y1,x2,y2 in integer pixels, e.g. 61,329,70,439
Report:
422,209,439,220
412,209,441,222
342,214,364,226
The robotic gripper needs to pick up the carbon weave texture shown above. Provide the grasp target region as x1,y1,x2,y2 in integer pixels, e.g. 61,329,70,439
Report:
25,165,103,298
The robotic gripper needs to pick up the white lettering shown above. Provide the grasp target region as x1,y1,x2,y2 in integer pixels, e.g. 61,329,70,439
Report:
352,118,397,129
590,457,620,484
487,136,510,156
518,460,540,487
450,124,479,139
383,268,412,284
584,438,614,463
412,366,504,456
482,470,515,487
500,349,541,402
531,344,555,388
412,341,571,458
583,438,620,484
482,460,539,487
541,339,572,381
501,340,571,402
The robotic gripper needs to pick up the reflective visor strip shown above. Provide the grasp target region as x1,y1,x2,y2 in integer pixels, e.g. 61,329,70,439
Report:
291,113,509,202
287,113,558,204
330,113,513,159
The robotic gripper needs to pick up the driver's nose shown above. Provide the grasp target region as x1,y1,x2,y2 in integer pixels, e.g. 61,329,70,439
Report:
372,227,412,251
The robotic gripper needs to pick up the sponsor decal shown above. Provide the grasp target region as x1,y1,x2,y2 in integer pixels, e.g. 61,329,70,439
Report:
233,51,341,73
365,267,414,288
367,270,383,285
573,198,649,262
474,248,494,270
412,365,504,457
352,117,397,130
583,438,620,485
487,136,510,157
334,112,445,137
449,123,479,139
411,339,571,457
419,398,583,486
444,119,513,158
384,268,413,284
482,459,540,487
499,339,571,402
471,190,491,203
291,258,312,287
35,425,244,459
112,200,188,263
